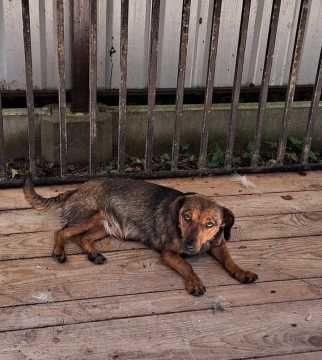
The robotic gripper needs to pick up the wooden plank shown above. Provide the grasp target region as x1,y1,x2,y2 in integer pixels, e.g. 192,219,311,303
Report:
261,353,322,360
0,300,321,359
0,213,322,260
0,210,62,235
1,278,321,332
0,232,143,261
217,190,322,217
1,201,322,238
0,209,321,243
2,189,322,219
235,212,322,240
1,236,322,307
259,352,322,360
153,171,322,195
0,184,76,210
1,171,322,210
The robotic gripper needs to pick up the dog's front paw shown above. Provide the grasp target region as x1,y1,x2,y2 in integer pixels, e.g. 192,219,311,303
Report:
185,276,206,296
234,270,258,284
88,251,106,265
52,248,66,263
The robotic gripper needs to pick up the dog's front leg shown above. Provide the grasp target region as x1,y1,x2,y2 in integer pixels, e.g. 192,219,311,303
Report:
210,240,258,283
161,250,206,296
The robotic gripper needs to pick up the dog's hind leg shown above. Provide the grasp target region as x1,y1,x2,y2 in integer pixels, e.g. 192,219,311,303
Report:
78,224,108,264
210,240,258,283
52,211,105,263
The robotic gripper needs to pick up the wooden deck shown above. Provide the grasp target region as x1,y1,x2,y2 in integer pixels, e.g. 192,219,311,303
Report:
0,172,322,359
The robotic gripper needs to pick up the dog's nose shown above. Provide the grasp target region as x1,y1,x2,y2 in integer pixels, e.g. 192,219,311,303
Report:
185,239,195,252
186,238,194,247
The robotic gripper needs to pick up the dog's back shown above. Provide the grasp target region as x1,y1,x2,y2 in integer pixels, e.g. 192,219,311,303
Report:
24,177,183,249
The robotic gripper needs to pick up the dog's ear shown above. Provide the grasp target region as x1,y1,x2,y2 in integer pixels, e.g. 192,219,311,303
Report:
170,196,186,227
222,207,235,240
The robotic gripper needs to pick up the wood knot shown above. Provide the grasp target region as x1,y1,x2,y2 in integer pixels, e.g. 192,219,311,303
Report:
309,335,322,347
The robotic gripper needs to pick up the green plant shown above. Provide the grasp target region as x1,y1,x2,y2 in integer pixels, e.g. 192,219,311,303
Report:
208,144,224,168
285,136,320,164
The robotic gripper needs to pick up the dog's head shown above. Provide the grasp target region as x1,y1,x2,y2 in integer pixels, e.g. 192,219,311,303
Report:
170,194,234,255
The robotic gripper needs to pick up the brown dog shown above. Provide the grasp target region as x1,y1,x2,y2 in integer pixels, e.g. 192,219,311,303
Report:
24,177,258,296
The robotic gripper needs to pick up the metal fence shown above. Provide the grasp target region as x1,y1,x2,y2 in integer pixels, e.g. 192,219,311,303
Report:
0,0,322,186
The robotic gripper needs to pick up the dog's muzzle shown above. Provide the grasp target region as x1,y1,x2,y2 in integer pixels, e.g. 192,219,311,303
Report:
184,234,198,254
185,244,197,255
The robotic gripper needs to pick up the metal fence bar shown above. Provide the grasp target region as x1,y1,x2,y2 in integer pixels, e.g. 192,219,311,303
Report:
56,0,67,177
301,47,322,164
0,94,4,178
118,0,129,173
21,0,36,176
197,0,222,169
224,0,251,169
251,0,281,167
144,0,161,174
71,0,90,112
2,0,320,187
276,0,309,164
89,0,97,176
171,0,191,170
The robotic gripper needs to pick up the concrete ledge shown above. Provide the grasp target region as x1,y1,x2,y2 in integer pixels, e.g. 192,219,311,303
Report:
1,101,322,163
108,101,322,157
41,106,112,163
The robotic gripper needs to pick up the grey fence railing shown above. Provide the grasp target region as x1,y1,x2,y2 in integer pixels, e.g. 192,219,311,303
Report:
0,0,322,186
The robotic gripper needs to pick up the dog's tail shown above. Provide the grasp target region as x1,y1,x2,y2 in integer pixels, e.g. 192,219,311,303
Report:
23,175,77,211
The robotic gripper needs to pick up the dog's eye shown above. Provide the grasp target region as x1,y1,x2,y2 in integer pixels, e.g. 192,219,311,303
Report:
183,213,191,222
206,221,216,228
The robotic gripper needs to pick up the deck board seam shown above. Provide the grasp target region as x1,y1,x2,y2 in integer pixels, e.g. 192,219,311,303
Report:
0,297,321,335
2,208,322,220
1,275,321,310
1,230,322,262
233,349,322,360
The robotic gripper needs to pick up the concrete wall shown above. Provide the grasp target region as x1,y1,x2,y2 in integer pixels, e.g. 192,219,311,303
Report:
2,102,322,164
111,102,322,158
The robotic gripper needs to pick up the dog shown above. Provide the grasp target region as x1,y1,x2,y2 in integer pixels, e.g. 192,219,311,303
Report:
24,176,258,296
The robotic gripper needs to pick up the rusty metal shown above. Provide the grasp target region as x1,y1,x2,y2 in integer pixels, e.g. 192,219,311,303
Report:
0,94,4,179
224,0,251,169
21,0,36,176
56,0,67,177
118,0,129,173
171,0,191,170
71,0,90,112
1,0,321,187
301,47,322,164
251,0,281,167
144,0,161,173
198,0,222,169
276,0,309,164
89,0,97,176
